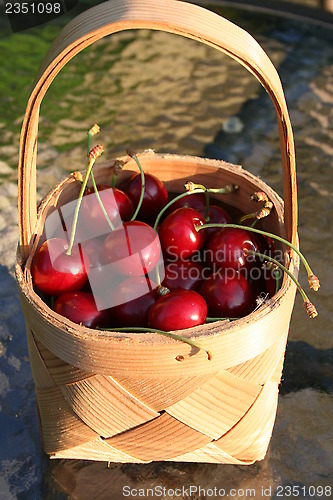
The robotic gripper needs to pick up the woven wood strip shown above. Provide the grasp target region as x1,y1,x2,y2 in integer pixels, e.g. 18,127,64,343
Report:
61,374,159,438
36,386,98,454
166,442,255,465
26,327,55,389
271,351,287,384
32,330,94,386
213,381,279,461
166,371,261,439
51,437,146,462
227,335,287,385
105,413,212,462
112,374,214,412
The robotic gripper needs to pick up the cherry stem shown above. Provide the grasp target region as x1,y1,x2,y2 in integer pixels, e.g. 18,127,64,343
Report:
207,185,239,195
87,124,100,190
240,213,256,223
196,222,318,288
85,125,115,231
127,151,145,221
274,268,281,295
187,183,210,221
66,144,103,255
90,171,115,231
153,188,205,230
101,326,212,360
245,249,318,318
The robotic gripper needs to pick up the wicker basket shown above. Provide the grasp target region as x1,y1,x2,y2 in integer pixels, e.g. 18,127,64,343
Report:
15,0,299,465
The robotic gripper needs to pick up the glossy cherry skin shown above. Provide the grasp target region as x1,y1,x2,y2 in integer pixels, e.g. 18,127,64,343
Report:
148,289,207,331
108,276,158,327
125,172,168,225
81,185,134,237
159,207,206,259
31,238,89,296
204,227,260,273
198,205,232,238
200,271,255,318
102,221,161,276
162,259,205,292
53,291,109,328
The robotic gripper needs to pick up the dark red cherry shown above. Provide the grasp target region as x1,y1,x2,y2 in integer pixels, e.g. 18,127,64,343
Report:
81,185,134,236
108,276,158,327
125,172,168,224
159,207,206,259
102,221,161,276
165,192,207,216
162,259,205,292
204,227,260,273
200,271,255,318
31,238,89,296
53,291,109,328
148,289,207,331
198,205,232,237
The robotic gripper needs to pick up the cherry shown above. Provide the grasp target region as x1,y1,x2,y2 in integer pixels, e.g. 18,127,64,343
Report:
53,291,109,328
31,238,89,296
108,276,158,327
198,205,232,237
148,289,207,331
81,185,134,236
159,207,206,259
162,259,205,292
102,221,161,276
125,172,168,224
204,227,260,273
200,271,256,318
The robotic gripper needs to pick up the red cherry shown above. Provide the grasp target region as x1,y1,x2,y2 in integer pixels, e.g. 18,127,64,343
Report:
200,271,255,318
165,192,207,215
162,259,205,292
125,172,168,224
53,291,109,328
31,238,89,296
148,289,207,331
204,227,260,273
198,205,232,237
159,207,206,259
102,221,161,276
108,276,158,327
81,185,134,236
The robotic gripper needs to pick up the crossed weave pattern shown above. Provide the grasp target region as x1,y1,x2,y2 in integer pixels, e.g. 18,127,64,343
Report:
26,324,286,464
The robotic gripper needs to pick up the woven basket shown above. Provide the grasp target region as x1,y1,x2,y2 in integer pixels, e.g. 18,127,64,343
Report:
15,0,299,465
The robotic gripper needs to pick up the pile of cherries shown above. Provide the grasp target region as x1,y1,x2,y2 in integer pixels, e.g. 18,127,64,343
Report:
31,128,319,351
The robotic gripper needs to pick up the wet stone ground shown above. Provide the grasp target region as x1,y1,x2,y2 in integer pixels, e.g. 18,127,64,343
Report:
0,2,332,499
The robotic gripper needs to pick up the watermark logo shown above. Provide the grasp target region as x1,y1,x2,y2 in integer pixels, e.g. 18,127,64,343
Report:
5,0,80,33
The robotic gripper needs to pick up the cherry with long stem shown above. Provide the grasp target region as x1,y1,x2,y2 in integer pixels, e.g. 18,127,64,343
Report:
195,222,320,292
153,189,205,230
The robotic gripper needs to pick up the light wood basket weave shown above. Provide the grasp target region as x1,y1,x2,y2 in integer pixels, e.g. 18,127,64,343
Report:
15,0,299,465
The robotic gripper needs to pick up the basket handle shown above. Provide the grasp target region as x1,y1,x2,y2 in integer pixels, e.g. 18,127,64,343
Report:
18,0,297,260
